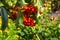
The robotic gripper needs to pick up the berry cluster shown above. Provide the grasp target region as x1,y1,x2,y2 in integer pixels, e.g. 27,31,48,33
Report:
23,4,38,26
10,6,21,21
12,11,18,21
23,17,36,26
24,4,37,14
10,4,38,26
10,6,21,11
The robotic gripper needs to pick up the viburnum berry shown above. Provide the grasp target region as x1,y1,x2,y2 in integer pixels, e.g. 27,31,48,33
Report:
28,17,33,22
23,17,36,26
23,4,38,14
24,17,28,22
29,4,33,7
12,11,18,21
31,8,35,13
23,21,27,25
40,11,43,15
34,6,38,12
15,7,21,11
29,5,38,14
24,13,28,17
23,11,29,17
30,22,36,26
24,5,29,11
10,6,14,10
13,11,18,16
27,22,31,26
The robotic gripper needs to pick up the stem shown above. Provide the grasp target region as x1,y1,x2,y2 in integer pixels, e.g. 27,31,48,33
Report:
36,34,40,40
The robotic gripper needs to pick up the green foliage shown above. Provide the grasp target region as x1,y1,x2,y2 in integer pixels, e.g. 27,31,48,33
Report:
0,0,60,40
25,0,34,4
0,7,8,31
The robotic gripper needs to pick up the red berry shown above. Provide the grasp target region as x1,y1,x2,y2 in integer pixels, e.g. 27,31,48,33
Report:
34,6,38,12
23,4,38,14
40,11,43,15
13,11,18,16
23,21,27,25
24,5,29,11
27,22,30,26
29,6,38,14
23,17,36,26
29,4,33,7
31,8,35,12
10,6,14,10
23,11,29,17
28,17,33,22
30,22,36,26
24,17,28,22
24,13,28,17
15,7,21,11
12,11,18,21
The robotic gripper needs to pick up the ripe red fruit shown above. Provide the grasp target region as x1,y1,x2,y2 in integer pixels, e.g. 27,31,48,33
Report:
24,13,28,17
31,8,35,13
10,6,14,10
23,17,36,26
23,21,27,25
12,11,18,21
28,17,33,22
40,11,43,15
24,5,29,11
29,4,33,7
30,22,36,26
23,4,38,14
13,11,18,16
23,11,29,17
27,22,30,26
15,7,21,11
34,6,38,12
24,17,28,22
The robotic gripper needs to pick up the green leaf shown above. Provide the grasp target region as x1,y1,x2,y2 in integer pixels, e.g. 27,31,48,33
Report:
51,38,58,40
15,11,23,28
15,0,25,7
25,0,34,4
0,7,8,31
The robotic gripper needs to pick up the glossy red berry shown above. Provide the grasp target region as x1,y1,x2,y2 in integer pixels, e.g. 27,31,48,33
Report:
30,6,38,14
31,8,35,13
40,11,43,15
34,6,38,12
13,11,18,16
23,17,36,26
27,22,30,26
15,7,21,11
24,5,29,11
24,13,28,17
12,11,18,21
24,17,28,22
30,22,36,26
23,11,29,17
10,6,14,10
23,4,38,14
29,4,33,7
